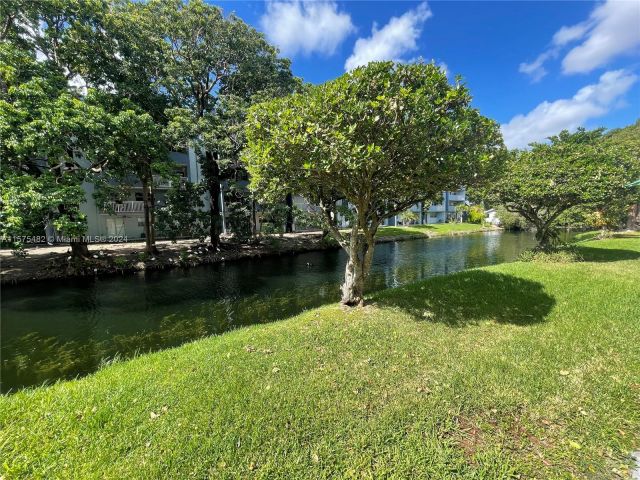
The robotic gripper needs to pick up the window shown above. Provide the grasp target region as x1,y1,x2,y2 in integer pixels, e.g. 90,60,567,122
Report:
137,218,145,227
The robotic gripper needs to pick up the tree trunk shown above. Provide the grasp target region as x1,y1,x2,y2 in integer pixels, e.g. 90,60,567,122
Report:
251,199,258,238
341,255,365,306
141,174,159,255
285,193,293,233
340,234,375,306
204,150,222,250
70,239,90,259
534,223,554,251
58,204,90,259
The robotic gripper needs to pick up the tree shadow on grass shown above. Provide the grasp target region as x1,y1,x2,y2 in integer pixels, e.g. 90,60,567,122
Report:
574,246,640,262
371,270,555,327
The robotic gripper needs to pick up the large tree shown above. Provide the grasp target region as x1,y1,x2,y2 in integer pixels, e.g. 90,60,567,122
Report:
148,0,298,250
244,62,503,306
0,71,113,257
104,106,172,254
0,0,167,256
489,128,634,249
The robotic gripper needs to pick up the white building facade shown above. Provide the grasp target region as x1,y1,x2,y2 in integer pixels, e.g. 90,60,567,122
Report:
80,150,467,240
81,149,203,239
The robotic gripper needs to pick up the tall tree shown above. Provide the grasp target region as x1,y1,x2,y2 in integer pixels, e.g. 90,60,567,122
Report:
0,59,113,256
488,128,635,248
244,62,503,306
98,103,172,254
149,0,297,249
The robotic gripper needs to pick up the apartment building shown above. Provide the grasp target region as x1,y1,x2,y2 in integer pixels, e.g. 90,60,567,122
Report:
80,149,203,238
383,188,467,226
81,150,467,240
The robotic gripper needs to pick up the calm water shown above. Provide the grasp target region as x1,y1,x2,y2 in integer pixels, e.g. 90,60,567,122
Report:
1,231,538,393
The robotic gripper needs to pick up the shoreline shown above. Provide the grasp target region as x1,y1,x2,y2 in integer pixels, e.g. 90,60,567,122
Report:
0,225,498,286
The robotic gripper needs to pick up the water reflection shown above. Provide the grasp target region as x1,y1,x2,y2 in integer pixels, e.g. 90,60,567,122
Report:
1,231,537,393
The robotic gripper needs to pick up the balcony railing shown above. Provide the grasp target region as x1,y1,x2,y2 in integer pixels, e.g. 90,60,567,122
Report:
448,193,466,202
103,201,144,214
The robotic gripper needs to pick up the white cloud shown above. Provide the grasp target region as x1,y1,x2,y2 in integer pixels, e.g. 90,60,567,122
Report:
344,2,432,71
519,0,640,80
519,51,554,83
562,0,640,74
260,1,355,57
501,69,637,148
552,23,589,47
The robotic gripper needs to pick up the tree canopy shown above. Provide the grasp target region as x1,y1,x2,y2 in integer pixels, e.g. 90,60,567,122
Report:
488,128,635,248
244,61,503,305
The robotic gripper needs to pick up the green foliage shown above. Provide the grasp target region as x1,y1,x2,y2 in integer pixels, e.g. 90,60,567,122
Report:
149,0,298,247
244,61,502,303
488,128,636,248
157,183,210,242
494,205,529,231
225,182,253,242
0,171,87,251
518,247,583,263
454,204,485,224
113,256,128,269
245,61,503,218
291,206,324,230
398,210,419,225
259,202,289,235
467,205,485,224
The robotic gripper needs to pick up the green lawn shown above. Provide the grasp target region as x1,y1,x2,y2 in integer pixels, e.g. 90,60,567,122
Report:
376,222,489,238
1,237,639,478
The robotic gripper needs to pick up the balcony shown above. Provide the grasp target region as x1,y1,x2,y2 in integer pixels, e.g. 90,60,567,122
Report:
427,204,446,212
448,192,466,202
102,201,144,215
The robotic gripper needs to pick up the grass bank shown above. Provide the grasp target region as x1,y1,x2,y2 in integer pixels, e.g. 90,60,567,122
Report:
1,237,638,478
376,222,491,239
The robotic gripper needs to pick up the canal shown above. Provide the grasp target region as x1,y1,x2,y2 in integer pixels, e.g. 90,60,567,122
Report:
1,231,538,393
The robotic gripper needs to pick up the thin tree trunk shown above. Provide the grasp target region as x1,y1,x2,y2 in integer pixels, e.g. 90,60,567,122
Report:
141,174,159,255
204,150,221,250
285,193,293,233
534,222,553,250
251,198,257,238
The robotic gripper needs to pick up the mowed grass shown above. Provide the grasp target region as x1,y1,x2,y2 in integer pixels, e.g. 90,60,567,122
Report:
376,222,489,238
1,238,639,479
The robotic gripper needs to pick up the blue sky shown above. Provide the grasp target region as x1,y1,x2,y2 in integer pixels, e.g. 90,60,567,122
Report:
216,1,640,147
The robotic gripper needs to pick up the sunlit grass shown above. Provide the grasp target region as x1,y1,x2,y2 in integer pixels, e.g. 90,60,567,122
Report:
0,237,638,478
376,222,489,238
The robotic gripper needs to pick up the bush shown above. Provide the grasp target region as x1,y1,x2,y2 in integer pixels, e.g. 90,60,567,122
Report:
157,183,210,242
467,205,484,224
259,203,289,235
398,210,418,225
292,206,324,230
518,247,583,263
495,205,529,231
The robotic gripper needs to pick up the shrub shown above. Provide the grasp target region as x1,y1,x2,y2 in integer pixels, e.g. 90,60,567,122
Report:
495,205,529,231
157,183,210,242
398,210,419,225
518,247,583,263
